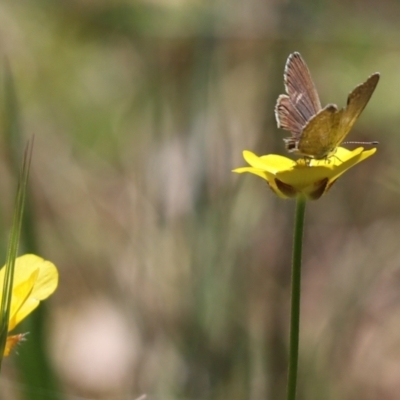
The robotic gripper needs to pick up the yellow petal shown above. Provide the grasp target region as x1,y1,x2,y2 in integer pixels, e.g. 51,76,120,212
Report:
277,164,334,190
243,150,295,172
323,147,376,182
0,254,59,331
233,151,299,198
8,270,39,331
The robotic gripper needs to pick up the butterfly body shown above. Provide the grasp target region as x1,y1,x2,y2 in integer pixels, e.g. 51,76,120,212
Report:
275,52,380,160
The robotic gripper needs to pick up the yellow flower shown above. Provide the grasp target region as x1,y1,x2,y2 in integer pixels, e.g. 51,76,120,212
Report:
233,147,376,200
1,254,58,356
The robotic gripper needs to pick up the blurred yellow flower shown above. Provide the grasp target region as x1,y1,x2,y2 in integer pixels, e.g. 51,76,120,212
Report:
1,254,58,356
233,147,376,200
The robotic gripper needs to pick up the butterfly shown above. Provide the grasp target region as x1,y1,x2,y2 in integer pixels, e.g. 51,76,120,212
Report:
275,52,380,160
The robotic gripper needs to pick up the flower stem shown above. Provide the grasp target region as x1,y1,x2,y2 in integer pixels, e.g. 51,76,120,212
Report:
286,195,307,400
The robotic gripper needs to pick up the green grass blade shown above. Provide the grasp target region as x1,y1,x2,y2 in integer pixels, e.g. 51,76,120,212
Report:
0,139,33,371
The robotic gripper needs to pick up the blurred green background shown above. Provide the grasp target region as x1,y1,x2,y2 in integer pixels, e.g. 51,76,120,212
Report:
0,0,398,399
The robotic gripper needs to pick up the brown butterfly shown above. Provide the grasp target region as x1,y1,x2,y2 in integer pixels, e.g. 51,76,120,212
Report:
275,52,380,160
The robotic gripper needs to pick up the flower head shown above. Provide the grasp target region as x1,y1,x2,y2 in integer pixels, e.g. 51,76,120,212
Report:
1,254,58,356
233,147,376,200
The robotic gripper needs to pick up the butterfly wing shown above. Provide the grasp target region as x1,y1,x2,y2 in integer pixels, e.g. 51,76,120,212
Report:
275,52,322,136
275,95,307,136
293,104,342,159
335,73,380,145
292,73,379,159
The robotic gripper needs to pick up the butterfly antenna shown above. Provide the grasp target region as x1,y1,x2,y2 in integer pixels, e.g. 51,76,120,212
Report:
342,141,379,146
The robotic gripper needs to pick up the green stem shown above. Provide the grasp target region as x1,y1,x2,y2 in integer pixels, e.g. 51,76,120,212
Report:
286,195,307,400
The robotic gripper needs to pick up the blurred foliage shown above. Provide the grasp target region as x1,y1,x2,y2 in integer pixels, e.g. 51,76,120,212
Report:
0,0,399,399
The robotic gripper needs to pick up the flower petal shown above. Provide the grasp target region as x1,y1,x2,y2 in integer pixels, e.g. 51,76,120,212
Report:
233,167,270,180
242,151,295,172
323,147,376,182
1,254,59,331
